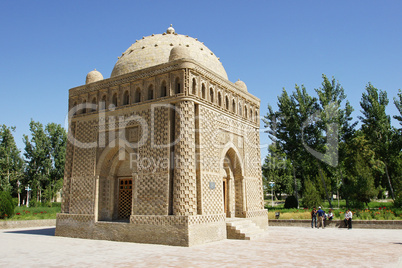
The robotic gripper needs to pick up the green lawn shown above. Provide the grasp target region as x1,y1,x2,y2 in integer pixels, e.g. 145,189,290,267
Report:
265,199,402,220
1,206,61,221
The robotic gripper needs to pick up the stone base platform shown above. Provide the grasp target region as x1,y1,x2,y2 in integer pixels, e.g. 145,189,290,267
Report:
55,210,268,246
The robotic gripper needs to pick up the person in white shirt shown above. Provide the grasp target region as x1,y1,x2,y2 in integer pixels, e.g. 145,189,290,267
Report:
327,209,334,220
344,209,352,229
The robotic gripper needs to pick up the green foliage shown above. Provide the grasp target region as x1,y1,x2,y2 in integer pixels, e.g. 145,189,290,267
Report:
11,197,18,207
284,195,298,209
301,179,321,208
263,75,358,209
28,199,37,208
262,144,294,199
394,194,402,209
0,191,15,219
359,84,397,199
393,89,402,127
23,120,66,203
0,125,24,193
342,132,378,207
51,202,61,208
8,206,61,221
263,85,319,208
262,75,402,208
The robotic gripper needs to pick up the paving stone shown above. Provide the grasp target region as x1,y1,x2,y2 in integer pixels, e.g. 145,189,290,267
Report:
1,226,401,267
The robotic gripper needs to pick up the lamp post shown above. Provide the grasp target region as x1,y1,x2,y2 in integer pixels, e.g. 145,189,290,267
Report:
25,184,32,208
269,181,275,207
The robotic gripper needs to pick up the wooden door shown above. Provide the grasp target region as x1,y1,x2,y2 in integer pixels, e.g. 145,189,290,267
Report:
118,178,132,219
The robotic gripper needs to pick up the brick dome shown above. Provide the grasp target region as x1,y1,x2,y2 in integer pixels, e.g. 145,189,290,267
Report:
111,26,228,80
85,69,103,84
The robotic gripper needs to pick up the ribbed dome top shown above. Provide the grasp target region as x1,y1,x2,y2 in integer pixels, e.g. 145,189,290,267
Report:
111,26,228,79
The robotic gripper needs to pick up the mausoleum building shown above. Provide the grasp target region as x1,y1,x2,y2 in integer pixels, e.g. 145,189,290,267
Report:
55,25,268,246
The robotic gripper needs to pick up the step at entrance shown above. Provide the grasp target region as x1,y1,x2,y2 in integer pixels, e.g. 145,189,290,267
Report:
226,218,265,240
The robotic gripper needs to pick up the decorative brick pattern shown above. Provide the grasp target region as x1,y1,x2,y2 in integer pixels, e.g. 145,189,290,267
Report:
245,128,261,178
199,106,220,173
188,214,226,225
57,213,95,222
244,209,268,218
130,215,187,225
129,214,225,226
72,120,97,177
246,177,264,211
69,176,95,214
135,173,168,215
173,101,197,215
98,176,111,219
201,172,223,215
234,178,244,216
61,122,76,213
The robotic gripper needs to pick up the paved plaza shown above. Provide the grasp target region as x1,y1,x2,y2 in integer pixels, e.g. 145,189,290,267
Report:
0,226,401,267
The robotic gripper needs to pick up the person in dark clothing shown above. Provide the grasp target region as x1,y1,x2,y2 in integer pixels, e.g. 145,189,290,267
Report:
311,207,317,228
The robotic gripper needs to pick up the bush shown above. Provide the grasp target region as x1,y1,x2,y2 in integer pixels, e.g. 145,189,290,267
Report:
284,195,298,209
348,200,365,210
11,198,19,207
0,191,15,219
301,179,321,209
40,202,52,207
51,202,61,208
394,195,402,209
28,199,37,207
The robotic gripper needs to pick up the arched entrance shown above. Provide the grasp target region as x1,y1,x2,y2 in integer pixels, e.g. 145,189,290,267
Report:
221,147,245,218
96,140,136,222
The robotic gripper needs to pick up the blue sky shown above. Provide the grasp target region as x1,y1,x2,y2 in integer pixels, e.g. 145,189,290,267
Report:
0,1,401,160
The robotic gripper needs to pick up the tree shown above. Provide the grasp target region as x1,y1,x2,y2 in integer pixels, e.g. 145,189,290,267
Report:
342,132,378,207
262,144,294,200
302,179,321,208
23,120,67,204
0,191,14,219
392,89,402,204
264,85,318,208
0,125,24,200
359,84,396,199
312,75,357,209
46,123,67,202
394,89,402,127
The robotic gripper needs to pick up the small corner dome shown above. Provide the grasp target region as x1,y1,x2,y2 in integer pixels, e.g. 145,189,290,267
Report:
86,69,103,84
235,79,248,92
169,46,191,61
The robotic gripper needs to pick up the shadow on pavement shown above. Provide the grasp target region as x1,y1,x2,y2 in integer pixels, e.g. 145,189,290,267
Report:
5,227,55,236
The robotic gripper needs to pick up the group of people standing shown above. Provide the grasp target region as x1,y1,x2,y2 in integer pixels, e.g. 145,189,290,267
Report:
310,206,334,229
311,207,353,229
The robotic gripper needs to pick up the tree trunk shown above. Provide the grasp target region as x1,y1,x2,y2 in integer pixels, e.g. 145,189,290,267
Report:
317,160,332,209
17,180,20,207
384,164,395,200
339,168,346,208
292,163,299,208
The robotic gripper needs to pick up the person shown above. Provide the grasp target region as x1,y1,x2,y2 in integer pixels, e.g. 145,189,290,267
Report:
311,207,317,228
324,209,333,227
316,206,325,229
344,209,353,229
327,209,334,220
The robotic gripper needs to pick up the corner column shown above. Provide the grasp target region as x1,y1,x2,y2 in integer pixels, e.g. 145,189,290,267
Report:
173,101,197,215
